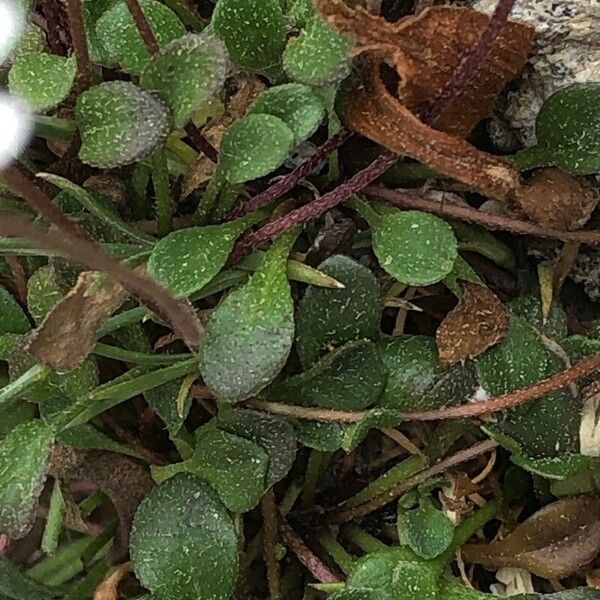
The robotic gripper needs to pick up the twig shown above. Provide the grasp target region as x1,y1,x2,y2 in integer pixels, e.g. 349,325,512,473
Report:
124,0,160,54
0,212,202,349
421,0,517,125
185,123,219,164
365,186,600,245
65,0,93,91
279,518,342,583
229,127,353,218
401,351,600,421
328,440,498,523
40,0,70,55
261,489,282,600
246,399,368,423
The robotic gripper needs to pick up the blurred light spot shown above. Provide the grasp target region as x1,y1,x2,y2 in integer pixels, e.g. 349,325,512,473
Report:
0,0,25,63
0,94,32,169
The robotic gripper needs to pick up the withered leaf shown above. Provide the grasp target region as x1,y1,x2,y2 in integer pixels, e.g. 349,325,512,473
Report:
94,562,131,600
515,168,600,230
436,281,509,368
51,445,153,562
344,68,521,200
317,1,534,136
461,496,600,579
26,271,130,370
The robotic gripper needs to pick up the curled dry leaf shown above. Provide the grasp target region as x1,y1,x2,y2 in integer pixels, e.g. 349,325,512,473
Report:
317,2,534,136
50,445,153,561
26,271,131,370
515,168,600,230
94,562,131,600
182,74,267,197
436,281,509,368
461,496,600,579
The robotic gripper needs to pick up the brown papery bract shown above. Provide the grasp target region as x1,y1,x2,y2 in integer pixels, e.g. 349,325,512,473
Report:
436,281,509,369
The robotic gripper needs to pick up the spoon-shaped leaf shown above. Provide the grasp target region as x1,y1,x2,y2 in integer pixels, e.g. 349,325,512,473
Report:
76,81,171,168
248,83,325,145
219,114,295,184
212,0,286,72
351,198,458,286
130,473,239,600
141,34,229,128
0,419,56,538
200,230,297,402
295,254,381,368
9,53,75,112
147,217,252,298
96,0,185,75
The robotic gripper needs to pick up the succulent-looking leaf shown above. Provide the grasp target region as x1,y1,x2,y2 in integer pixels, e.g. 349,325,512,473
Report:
283,15,353,87
352,199,458,286
462,496,600,579
397,500,454,559
436,282,509,368
515,83,600,175
141,34,229,128
0,284,30,335
342,408,400,452
9,24,47,60
201,231,297,402
296,420,345,452
0,558,61,600
295,254,381,368
219,114,295,184
192,428,269,512
26,266,64,325
83,0,119,64
9,53,75,112
0,420,56,538
217,408,296,487
144,377,191,438
95,0,185,75
376,335,477,411
148,218,250,298
268,340,386,411
76,82,171,169
131,474,239,600
212,0,286,72
248,83,326,145
509,294,567,342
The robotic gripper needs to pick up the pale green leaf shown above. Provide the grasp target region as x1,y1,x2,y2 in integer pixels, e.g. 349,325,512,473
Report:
0,284,30,335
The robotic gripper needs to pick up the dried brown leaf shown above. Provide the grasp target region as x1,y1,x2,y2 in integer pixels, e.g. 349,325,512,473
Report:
515,168,600,230
436,281,509,368
462,496,600,579
182,75,266,196
344,69,521,200
26,271,130,370
317,2,534,135
94,562,131,600
51,445,153,562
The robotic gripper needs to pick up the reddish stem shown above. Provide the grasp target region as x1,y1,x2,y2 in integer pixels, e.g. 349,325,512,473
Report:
65,0,93,91
124,0,160,54
185,123,219,164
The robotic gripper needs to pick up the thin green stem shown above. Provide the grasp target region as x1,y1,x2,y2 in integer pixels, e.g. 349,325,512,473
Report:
153,150,173,236
165,135,198,166
342,524,389,554
34,116,76,143
93,342,191,365
317,530,355,575
0,364,51,413
301,450,329,509
450,498,500,551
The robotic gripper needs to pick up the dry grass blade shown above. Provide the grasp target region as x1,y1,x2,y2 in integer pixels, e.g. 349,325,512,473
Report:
94,562,131,600
0,212,202,350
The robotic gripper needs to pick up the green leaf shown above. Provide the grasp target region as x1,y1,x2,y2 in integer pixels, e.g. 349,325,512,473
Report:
219,114,295,184
131,474,239,600
37,173,155,245
398,501,454,559
283,15,353,86
140,34,229,128
192,428,269,512
0,559,60,600
96,0,185,75
76,81,171,168
148,218,249,298
517,83,600,175
248,83,325,145
212,0,286,72
342,408,401,452
217,408,296,487
376,335,477,411
352,200,458,286
200,231,297,402
509,294,568,342
443,255,482,298
0,284,30,335
9,53,75,112
145,377,191,439
83,0,119,64
268,340,386,410
296,420,345,452
26,266,64,325
0,420,56,538
511,453,591,481
296,255,381,368
9,24,47,61
451,222,515,270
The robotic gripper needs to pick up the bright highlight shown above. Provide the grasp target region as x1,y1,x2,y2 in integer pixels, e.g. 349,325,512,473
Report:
0,94,32,169
0,0,25,63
